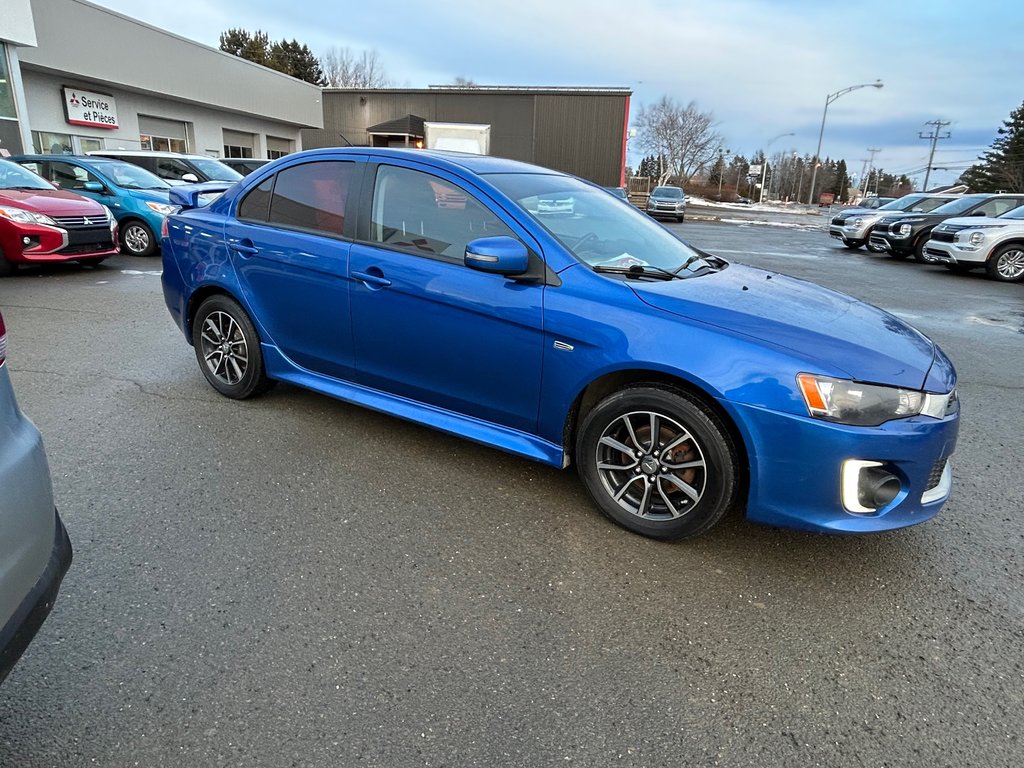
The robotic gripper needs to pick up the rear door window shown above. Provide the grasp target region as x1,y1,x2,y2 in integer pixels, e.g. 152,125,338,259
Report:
266,161,355,238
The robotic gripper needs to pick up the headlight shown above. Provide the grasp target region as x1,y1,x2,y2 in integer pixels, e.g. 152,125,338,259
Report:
145,201,178,215
797,373,925,426
968,232,986,245
852,217,863,227
0,205,58,226
897,223,912,236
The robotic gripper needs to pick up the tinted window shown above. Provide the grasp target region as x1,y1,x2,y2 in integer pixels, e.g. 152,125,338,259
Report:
369,165,515,262
238,176,274,222
48,161,100,190
976,198,1024,217
267,161,354,237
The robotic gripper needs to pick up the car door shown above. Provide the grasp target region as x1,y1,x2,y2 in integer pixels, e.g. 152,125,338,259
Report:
224,159,360,380
44,160,121,211
348,161,545,434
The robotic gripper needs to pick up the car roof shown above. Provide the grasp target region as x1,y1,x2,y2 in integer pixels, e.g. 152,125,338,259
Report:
282,147,568,178
13,154,125,165
88,150,221,161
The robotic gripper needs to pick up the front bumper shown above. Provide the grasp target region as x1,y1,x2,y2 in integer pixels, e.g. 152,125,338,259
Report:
730,400,959,534
868,231,913,254
0,508,72,684
828,221,874,242
923,239,989,266
4,221,118,264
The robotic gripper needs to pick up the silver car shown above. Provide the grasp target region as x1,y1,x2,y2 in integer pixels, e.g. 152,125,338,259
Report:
0,309,72,684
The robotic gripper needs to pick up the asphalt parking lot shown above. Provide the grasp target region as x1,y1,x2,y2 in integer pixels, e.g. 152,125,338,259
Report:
1,221,1022,767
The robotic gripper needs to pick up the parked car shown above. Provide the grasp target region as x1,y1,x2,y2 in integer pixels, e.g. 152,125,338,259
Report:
12,155,175,257
646,185,687,222
924,205,1024,282
0,309,73,685
0,158,118,276
733,196,752,205
88,150,243,185
162,148,959,541
869,193,1024,262
852,196,896,210
604,186,630,203
536,194,575,216
219,158,272,176
829,194,957,251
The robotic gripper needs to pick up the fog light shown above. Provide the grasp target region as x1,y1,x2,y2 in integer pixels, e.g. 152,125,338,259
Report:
22,236,31,246
841,460,902,514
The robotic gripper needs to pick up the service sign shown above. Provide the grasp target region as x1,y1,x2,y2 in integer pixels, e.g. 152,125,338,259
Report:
62,87,118,129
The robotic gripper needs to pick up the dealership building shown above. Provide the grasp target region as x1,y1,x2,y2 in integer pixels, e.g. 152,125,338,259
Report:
304,87,632,186
2,1,629,184
0,0,322,160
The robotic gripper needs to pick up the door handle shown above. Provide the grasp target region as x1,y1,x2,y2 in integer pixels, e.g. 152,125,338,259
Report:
351,269,392,288
229,240,259,256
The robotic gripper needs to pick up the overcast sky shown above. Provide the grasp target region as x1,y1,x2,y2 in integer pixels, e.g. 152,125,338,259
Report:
91,0,1024,189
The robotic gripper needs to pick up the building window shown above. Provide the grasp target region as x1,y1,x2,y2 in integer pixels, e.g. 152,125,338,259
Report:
33,131,73,154
267,136,293,160
223,129,255,159
224,144,253,159
0,44,17,120
141,134,188,153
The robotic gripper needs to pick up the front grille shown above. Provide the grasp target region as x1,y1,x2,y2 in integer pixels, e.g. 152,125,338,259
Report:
925,246,949,258
831,216,848,225
925,458,947,491
51,214,109,228
58,243,113,255
931,230,955,243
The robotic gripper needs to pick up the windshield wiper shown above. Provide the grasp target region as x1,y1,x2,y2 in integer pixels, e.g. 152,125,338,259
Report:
592,264,680,280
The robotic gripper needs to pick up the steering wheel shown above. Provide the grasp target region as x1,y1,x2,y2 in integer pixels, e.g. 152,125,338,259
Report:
574,232,601,252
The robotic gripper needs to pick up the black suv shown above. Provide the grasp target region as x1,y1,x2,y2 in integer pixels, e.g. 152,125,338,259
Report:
869,193,1024,262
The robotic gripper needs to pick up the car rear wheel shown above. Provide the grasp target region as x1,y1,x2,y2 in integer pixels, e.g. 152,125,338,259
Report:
121,220,157,257
986,244,1024,282
576,386,740,540
192,295,275,399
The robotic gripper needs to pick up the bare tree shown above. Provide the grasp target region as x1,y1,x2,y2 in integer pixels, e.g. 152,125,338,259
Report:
451,76,478,87
320,46,390,88
635,97,722,185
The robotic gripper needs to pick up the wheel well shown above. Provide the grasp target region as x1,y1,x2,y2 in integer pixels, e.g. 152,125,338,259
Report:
563,370,749,482
990,239,1024,257
185,286,235,341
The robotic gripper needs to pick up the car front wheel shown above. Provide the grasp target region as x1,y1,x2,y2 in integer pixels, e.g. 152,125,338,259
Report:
121,220,157,256
192,295,275,399
842,238,865,250
986,244,1024,282
576,386,740,540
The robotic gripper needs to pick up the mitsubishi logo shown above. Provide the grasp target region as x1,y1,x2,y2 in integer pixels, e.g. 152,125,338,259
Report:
70,92,80,106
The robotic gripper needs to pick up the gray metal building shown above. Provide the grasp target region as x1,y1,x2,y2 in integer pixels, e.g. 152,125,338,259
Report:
1,0,322,159
303,87,632,187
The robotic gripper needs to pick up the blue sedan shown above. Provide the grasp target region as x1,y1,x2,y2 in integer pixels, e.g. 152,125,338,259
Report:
161,148,959,540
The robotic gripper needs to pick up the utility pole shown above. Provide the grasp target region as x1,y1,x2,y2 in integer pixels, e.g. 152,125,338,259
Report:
919,121,951,191
857,158,869,198
862,148,881,196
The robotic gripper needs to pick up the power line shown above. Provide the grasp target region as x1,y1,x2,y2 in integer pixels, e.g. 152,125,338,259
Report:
919,120,952,189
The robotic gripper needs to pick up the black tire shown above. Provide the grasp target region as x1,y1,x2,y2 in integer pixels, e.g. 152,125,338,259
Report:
120,220,157,257
0,247,13,277
944,263,974,274
888,251,908,260
842,238,865,250
191,295,275,399
913,236,934,263
676,214,685,223
985,244,1024,282
576,386,740,540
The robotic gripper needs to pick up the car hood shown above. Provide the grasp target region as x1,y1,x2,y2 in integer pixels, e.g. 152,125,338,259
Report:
0,188,106,216
650,195,685,202
936,215,1007,229
127,188,173,204
630,263,937,390
876,211,949,226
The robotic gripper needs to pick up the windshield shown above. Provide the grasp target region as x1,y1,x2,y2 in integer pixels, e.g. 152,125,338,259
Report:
95,160,170,190
0,159,55,190
487,173,718,275
930,196,987,215
188,158,243,181
651,186,683,199
880,195,925,211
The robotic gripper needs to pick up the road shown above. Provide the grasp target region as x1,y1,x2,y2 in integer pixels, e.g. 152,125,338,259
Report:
1,222,1021,767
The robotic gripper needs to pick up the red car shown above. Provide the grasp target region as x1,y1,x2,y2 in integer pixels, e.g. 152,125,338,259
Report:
0,158,118,276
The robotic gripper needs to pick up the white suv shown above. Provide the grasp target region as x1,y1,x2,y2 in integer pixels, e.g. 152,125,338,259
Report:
924,206,1024,282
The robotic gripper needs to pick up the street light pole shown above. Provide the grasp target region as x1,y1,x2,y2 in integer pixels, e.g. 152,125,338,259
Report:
717,148,730,198
759,132,795,203
807,81,883,205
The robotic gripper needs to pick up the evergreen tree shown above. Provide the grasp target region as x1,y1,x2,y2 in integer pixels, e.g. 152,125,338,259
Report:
959,100,1024,192
219,29,326,86
219,29,270,65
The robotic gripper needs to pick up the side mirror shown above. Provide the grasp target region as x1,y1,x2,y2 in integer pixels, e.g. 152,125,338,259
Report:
51,181,61,189
465,236,529,276
83,181,105,193
181,173,200,183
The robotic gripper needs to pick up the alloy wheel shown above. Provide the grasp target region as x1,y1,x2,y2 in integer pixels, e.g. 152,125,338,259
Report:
594,410,707,521
123,224,151,255
199,311,249,385
996,248,1024,280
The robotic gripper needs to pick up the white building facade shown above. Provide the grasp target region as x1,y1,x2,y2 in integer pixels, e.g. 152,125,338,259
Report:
1,0,322,159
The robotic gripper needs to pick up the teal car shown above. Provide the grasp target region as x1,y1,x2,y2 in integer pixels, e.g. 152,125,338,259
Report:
11,155,176,256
